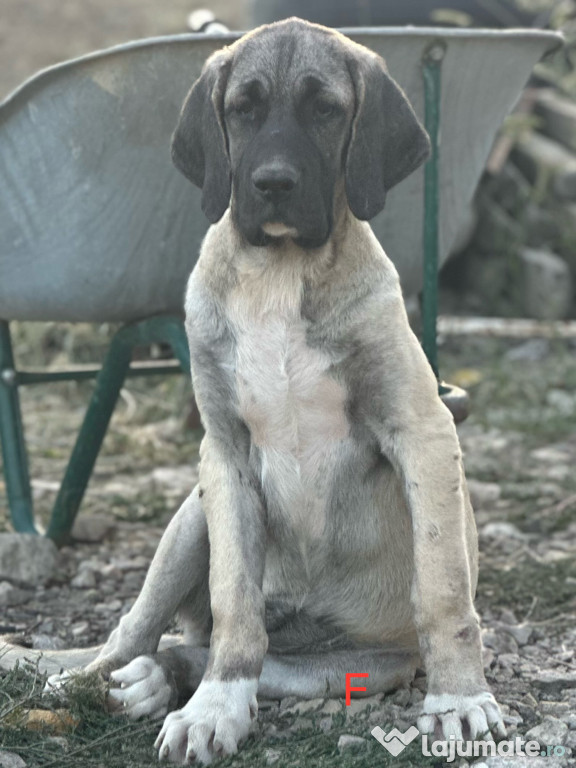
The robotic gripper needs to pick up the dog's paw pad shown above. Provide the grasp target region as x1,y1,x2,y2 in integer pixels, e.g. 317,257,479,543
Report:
108,655,174,720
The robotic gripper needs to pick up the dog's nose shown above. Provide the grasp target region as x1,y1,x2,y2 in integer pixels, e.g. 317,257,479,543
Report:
252,165,299,198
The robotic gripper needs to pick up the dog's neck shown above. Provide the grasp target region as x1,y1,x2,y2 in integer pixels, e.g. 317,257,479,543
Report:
196,187,380,314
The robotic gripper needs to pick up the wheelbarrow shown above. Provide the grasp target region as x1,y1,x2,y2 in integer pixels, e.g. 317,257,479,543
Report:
0,27,562,542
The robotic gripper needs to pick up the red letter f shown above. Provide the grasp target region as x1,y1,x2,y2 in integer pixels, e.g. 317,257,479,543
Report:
345,673,369,705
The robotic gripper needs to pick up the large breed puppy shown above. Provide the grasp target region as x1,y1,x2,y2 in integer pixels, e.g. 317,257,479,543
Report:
45,17,504,765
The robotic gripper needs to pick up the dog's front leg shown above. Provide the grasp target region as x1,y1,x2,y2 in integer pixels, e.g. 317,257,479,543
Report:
155,431,267,766
360,296,505,742
384,408,504,740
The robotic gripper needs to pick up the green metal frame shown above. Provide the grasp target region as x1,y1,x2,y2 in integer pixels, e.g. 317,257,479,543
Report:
0,316,190,545
421,40,448,391
1,40,449,544
422,42,445,381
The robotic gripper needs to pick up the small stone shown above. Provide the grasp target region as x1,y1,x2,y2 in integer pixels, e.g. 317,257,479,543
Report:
24,709,80,734
534,670,576,693
497,653,520,670
337,734,367,753
110,557,150,572
344,696,382,717
502,623,533,646
100,564,122,580
282,698,324,716
546,389,576,415
345,696,382,716
45,737,69,749
122,572,145,591
288,716,313,733
565,730,576,751
262,723,279,739
152,467,194,494
320,699,343,715
522,692,539,710
503,714,523,728
499,609,517,624
539,702,570,717
467,480,501,507
519,248,572,321
480,522,525,540
0,581,33,606
410,687,424,704
264,748,281,765
482,630,519,655
506,339,551,362
30,634,66,651
279,696,299,712
525,716,568,746
72,514,116,543
390,688,411,706
93,599,122,613
70,570,97,589
0,752,27,768
319,716,333,732
483,648,496,669
0,534,58,586
71,621,90,638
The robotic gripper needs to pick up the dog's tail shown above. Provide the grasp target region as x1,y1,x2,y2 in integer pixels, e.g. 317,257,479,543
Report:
0,635,182,676
0,638,104,675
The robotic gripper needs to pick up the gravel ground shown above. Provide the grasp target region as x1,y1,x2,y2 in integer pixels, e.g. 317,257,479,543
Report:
1,332,575,767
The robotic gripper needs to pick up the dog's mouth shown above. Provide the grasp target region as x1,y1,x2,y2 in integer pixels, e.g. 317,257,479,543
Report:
261,222,299,239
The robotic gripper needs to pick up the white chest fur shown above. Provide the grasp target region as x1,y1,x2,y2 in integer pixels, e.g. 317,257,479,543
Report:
226,250,349,537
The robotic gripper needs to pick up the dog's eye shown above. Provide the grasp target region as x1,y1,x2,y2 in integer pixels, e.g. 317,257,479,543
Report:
314,100,336,118
235,100,255,116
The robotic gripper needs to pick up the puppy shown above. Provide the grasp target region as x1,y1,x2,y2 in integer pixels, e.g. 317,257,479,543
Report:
39,18,504,765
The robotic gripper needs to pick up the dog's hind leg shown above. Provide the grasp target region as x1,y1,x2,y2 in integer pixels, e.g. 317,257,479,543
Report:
259,648,417,699
108,645,417,720
86,484,210,677
34,485,210,689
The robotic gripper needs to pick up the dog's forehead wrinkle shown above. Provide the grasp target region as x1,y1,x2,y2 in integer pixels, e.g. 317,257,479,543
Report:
231,26,352,100
226,71,271,103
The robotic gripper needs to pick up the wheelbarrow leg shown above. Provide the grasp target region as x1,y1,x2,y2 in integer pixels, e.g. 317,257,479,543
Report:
0,320,37,534
45,316,190,545
422,42,469,423
163,323,190,374
46,329,132,544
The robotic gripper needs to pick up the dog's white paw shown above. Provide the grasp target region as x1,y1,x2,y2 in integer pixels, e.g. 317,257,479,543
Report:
418,691,506,741
43,670,74,694
154,679,257,765
108,656,175,720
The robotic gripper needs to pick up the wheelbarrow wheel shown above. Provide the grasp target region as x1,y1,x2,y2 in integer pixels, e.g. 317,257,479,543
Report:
439,382,470,423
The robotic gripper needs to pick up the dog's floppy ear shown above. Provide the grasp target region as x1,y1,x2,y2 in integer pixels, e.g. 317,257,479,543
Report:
171,49,233,223
345,52,431,221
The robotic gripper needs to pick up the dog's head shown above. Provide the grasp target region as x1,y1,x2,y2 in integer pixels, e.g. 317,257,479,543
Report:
172,18,430,249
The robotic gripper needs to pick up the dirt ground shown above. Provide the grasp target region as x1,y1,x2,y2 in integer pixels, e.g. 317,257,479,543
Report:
1,330,575,767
